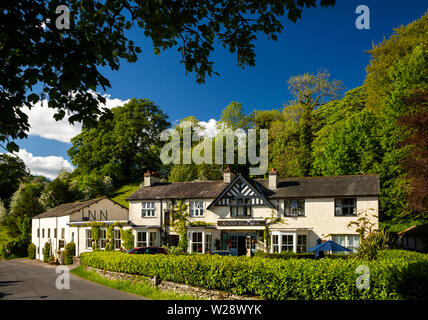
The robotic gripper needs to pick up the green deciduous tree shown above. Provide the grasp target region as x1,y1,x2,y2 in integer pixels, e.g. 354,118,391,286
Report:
286,70,344,176
39,170,79,209
0,200,6,224
1,0,335,152
68,98,170,184
0,154,29,208
4,183,45,239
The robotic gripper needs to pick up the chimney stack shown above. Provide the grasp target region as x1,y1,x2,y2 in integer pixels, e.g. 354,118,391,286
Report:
223,166,235,183
144,170,160,187
268,168,278,189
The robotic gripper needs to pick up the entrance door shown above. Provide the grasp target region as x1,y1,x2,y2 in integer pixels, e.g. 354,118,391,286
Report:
237,236,247,256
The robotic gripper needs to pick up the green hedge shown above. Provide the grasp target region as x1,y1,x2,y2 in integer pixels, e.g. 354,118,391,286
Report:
63,242,76,265
28,243,36,259
80,249,428,300
0,237,28,259
254,251,352,260
43,242,51,262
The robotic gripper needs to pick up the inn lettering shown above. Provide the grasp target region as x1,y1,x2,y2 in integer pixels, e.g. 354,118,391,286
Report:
81,210,108,221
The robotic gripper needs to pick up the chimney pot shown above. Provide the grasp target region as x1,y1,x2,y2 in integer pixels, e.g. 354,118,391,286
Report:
144,170,160,187
223,167,235,183
269,168,278,189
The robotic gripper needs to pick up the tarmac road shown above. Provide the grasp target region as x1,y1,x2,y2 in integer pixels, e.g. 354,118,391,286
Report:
0,258,145,300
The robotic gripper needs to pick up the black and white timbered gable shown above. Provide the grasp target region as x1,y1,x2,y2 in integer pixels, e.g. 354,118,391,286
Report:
207,174,274,210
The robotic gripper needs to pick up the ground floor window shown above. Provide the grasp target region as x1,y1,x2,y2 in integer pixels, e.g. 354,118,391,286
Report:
271,234,279,253
136,231,158,247
86,229,92,249
191,232,203,253
189,231,213,254
281,234,293,252
332,234,360,253
149,232,157,246
99,229,106,249
271,232,298,253
137,231,147,247
297,235,307,253
205,233,212,253
114,229,121,249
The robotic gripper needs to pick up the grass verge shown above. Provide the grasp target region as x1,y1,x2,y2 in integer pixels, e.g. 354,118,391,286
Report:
70,266,196,300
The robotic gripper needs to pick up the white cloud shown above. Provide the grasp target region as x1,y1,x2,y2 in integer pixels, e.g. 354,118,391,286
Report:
198,119,218,138
14,149,74,180
26,92,129,143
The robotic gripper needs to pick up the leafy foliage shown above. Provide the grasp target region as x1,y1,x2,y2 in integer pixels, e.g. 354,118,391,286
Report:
120,229,135,251
43,241,51,262
397,89,428,216
170,200,190,251
28,243,36,260
81,250,428,300
4,183,45,246
63,242,76,265
0,154,29,207
1,0,335,152
68,98,170,184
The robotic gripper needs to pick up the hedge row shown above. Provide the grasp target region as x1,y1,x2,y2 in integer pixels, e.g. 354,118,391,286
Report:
253,251,352,260
80,250,428,300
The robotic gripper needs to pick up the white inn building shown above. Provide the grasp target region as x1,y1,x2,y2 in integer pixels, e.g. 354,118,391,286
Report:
31,169,379,259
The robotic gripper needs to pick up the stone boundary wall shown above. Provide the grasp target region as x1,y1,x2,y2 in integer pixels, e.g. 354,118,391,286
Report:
85,267,262,300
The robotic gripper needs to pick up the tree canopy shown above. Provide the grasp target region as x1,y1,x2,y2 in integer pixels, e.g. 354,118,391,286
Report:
68,98,170,184
1,0,336,152
0,154,29,207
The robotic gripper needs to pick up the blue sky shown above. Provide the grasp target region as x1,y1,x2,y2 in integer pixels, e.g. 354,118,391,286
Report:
11,0,428,179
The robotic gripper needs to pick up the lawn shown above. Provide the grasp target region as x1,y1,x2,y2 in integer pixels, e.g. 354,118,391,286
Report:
71,266,196,300
110,183,141,208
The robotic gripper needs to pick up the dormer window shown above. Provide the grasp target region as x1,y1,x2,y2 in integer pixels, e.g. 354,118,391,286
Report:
190,201,204,217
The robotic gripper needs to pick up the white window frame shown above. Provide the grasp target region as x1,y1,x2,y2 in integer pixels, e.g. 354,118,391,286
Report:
114,229,121,249
136,231,147,247
149,231,158,246
142,202,156,217
189,231,211,254
190,201,204,217
86,229,92,249
297,234,307,253
271,232,297,253
99,229,106,249
136,231,158,247
332,234,360,253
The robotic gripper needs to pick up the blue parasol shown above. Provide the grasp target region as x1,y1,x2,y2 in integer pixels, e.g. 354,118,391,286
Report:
308,240,352,253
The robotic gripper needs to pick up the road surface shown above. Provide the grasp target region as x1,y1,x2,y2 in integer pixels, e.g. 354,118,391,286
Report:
0,259,145,300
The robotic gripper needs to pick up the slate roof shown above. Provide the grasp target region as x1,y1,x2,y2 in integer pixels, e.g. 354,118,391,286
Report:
33,197,108,219
257,175,380,198
126,181,228,200
126,175,380,201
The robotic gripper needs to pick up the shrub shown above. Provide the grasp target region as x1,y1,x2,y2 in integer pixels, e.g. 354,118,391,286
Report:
166,246,187,255
63,242,76,265
254,251,316,259
355,229,392,260
80,250,428,300
28,243,36,259
120,229,134,250
0,237,28,259
43,242,51,262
